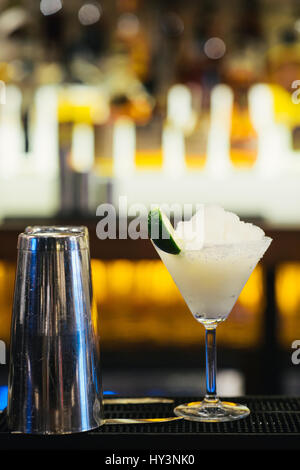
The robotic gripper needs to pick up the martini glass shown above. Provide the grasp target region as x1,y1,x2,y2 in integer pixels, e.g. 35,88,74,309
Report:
153,236,272,422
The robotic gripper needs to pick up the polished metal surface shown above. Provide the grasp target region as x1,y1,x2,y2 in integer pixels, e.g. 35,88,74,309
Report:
25,225,92,300
25,225,89,240
8,230,103,434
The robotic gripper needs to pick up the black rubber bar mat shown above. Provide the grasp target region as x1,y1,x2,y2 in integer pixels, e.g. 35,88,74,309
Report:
0,396,300,450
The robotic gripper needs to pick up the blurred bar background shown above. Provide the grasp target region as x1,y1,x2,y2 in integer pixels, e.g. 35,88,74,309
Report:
0,0,300,404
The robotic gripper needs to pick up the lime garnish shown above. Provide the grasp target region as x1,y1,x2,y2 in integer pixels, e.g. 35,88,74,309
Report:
148,208,182,255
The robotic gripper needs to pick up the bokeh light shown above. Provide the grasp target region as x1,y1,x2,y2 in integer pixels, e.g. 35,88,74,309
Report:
160,12,184,38
78,3,102,26
40,0,62,16
294,19,300,33
204,37,226,59
117,13,140,38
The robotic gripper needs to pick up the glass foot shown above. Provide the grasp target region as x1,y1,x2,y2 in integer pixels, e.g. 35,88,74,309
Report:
174,399,250,423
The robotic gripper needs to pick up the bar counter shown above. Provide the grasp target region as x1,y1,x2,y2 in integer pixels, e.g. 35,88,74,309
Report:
0,220,299,451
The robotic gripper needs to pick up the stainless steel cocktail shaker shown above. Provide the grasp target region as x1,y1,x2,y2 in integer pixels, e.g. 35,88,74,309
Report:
25,225,92,300
7,229,103,434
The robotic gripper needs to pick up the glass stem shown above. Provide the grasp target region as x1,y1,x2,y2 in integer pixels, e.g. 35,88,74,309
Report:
204,326,218,402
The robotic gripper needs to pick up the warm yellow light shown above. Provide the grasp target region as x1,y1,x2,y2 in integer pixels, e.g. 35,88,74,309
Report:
0,262,15,345
89,259,266,348
58,87,109,125
276,263,300,316
239,265,264,314
0,259,282,350
135,150,162,169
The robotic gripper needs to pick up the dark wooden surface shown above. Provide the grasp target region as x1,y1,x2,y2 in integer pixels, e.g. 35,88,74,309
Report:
0,218,299,263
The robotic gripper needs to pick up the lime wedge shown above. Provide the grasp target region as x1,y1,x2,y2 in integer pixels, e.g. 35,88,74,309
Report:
148,208,182,255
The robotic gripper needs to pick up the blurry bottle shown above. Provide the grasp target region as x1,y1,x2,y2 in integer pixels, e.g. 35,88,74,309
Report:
229,89,258,168
221,49,263,169
135,113,163,171
266,30,300,152
57,85,110,216
183,84,208,171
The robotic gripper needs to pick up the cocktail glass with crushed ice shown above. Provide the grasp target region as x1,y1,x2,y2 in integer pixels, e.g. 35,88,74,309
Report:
148,205,272,422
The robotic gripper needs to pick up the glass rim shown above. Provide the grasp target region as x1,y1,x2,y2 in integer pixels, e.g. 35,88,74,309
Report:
179,236,272,254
